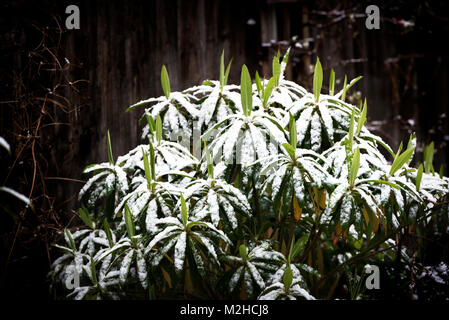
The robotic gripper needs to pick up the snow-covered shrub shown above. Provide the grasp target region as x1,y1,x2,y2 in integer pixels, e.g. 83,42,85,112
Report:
49,50,449,300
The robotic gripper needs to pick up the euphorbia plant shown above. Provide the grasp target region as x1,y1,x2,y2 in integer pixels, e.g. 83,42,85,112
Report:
49,49,449,300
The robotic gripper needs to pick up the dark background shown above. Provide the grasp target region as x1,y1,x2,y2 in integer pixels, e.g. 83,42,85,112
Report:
0,0,448,299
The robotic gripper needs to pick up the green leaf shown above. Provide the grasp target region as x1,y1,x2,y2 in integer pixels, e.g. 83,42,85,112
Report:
290,237,305,262
356,98,367,136
287,234,296,262
439,164,444,179
357,179,400,189
341,75,348,102
281,48,290,68
329,69,335,95
240,65,252,116
349,147,360,186
288,112,297,148
204,141,214,179
313,57,323,102
395,142,403,159
145,113,155,134
79,205,94,229
255,71,263,97
65,228,76,251
339,75,363,102
272,53,281,86
263,77,275,107
103,218,114,247
202,80,213,86
124,204,135,237
219,51,233,89
161,65,171,99
142,147,152,188
423,142,434,174
348,109,355,148
220,50,225,89
180,193,188,226
224,58,233,88
283,264,293,291
416,164,423,191
282,143,296,161
149,141,156,183
156,115,162,144
389,147,414,176
353,238,363,250
345,76,363,92
107,130,114,165
407,132,416,150
239,244,247,261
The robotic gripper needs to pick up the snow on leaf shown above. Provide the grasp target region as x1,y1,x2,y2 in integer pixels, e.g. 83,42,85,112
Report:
174,232,187,274
119,249,135,285
136,250,148,289
223,120,244,163
229,266,244,292
318,104,334,143
146,226,181,253
247,261,265,289
296,107,313,145
150,237,177,266
207,189,220,227
310,111,322,152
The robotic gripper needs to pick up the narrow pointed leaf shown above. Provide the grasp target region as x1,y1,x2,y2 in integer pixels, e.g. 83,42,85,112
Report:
255,71,263,97
220,50,225,89
142,148,152,188
283,265,293,291
313,58,323,102
204,142,214,179
124,204,135,237
156,115,162,144
180,193,188,226
282,143,296,161
423,142,434,174
416,164,423,191
107,130,114,165
356,98,367,136
224,58,233,88
329,69,335,95
289,112,297,148
161,65,171,99
348,109,355,148
341,75,348,102
263,77,275,107
272,54,281,86
145,114,155,134
390,147,414,176
240,65,252,116
349,147,360,185
149,141,156,182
